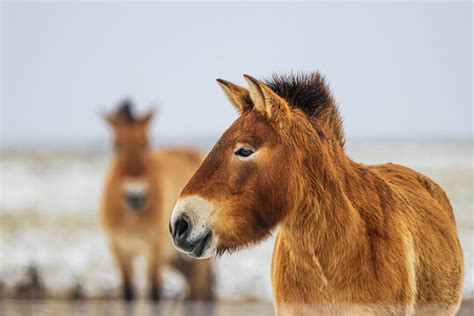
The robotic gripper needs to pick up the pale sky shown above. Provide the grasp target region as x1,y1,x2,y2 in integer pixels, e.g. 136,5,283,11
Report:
1,2,472,148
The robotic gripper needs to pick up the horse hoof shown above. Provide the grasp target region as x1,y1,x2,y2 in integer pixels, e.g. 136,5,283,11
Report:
149,288,161,302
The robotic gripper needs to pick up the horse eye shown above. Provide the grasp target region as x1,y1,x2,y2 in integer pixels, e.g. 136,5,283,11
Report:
235,147,254,158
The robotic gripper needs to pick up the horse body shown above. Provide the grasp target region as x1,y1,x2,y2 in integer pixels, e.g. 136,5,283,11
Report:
169,73,463,315
272,160,463,315
101,103,213,300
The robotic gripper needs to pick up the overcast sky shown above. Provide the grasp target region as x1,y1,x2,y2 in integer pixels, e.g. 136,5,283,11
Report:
1,2,472,148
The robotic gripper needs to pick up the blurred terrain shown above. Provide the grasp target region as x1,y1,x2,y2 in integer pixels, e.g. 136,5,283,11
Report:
0,139,472,313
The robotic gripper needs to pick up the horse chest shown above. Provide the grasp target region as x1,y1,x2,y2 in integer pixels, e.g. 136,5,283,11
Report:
272,237,333,304
113,231,151,256
111,213,158,252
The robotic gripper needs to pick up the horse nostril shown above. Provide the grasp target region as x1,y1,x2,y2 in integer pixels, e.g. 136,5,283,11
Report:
124,192,146,210
174,216,191,240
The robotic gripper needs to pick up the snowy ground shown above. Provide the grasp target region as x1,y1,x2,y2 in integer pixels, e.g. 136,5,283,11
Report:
0,140,472,302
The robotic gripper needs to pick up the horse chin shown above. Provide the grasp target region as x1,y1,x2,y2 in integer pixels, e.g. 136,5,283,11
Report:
122,201,148,214
182,238,215,259
172,230,215,259
188,246,215,260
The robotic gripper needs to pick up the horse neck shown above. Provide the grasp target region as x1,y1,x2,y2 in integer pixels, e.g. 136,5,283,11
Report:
280,141,369,282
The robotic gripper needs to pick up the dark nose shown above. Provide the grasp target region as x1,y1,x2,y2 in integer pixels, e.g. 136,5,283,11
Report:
172,216,191,242
124,192,147,211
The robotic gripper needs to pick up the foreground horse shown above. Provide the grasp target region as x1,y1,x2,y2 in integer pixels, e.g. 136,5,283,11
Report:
170,74,463,315
101,102,213,301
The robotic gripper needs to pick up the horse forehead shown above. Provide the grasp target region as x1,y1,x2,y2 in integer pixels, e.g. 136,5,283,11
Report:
116,124,147,139
221,112,276,143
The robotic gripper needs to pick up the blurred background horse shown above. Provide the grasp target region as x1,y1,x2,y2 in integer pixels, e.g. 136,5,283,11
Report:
101,101,213,301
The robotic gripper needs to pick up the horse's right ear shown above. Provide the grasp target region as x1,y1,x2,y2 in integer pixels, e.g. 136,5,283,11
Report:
103,112,118,126
137,108,156,125
244,74,291,120
216,79,251,114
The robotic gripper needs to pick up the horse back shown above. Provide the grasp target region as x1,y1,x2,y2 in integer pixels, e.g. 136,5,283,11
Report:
369,162,456,225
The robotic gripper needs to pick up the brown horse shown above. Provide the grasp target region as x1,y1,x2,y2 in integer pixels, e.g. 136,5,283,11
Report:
101,101,213,301
170,74,463,315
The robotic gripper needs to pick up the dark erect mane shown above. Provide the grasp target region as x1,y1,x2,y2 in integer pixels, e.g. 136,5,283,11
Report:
264,73,334,117
264,72,345,146
115,99,135,123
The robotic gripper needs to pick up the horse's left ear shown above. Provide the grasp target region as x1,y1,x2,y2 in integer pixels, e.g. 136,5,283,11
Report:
243,74,290,119
103,112,119,126
138,109,156,125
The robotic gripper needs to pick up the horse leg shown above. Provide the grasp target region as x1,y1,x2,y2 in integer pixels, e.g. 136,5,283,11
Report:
111,243,135,301
147,245,162,302
171,256,214,301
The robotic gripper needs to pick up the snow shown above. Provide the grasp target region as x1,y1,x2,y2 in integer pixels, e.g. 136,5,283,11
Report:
0,140,472,299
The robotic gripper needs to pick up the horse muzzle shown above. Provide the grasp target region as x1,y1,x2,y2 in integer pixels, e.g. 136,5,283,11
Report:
122,179,149,212
123,191,148,212
169,196,215,259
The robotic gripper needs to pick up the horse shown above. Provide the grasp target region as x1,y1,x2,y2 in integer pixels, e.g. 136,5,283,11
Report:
100,101,213,301
169,73,464,315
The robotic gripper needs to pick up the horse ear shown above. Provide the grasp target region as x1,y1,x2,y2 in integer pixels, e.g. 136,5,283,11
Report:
103,112,118,126
216,79,251,113
138,108,156,125
243,74,290,119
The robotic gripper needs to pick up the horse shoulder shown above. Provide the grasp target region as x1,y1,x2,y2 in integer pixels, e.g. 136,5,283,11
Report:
100,158,123,229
